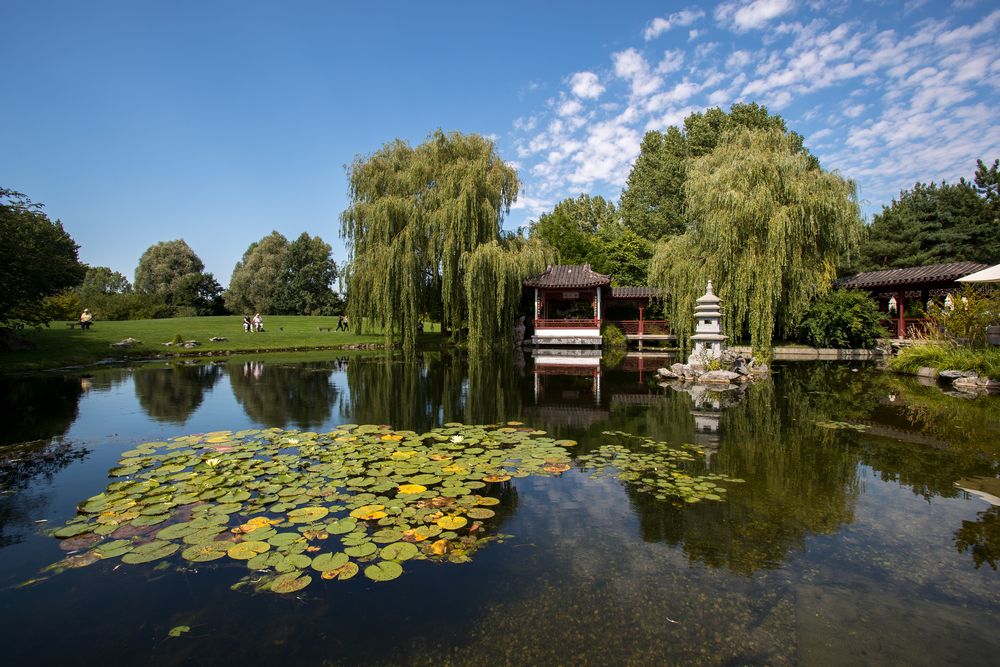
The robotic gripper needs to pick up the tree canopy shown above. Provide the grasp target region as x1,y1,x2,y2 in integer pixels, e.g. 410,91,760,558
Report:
619,103,815,243
649,127,863,356
79,266,132,297
226,232,290,314
277,233,340,315
134,239,222,315
342,130,532,349
528,194,653,285
0,188,85,328
854,158,1000,271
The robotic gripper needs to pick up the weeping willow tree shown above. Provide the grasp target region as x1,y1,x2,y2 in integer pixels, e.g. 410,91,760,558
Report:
341,130,522,350
463,237,554,354
649,127,863,356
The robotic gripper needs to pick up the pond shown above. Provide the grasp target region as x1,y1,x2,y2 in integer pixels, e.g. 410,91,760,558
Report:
1,351,998,665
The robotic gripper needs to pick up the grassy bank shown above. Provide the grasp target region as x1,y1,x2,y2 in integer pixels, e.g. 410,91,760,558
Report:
0,316,408,373
889,343,1000,378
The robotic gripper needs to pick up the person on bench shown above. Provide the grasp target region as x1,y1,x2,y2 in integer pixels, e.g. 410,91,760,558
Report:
79,308,94,330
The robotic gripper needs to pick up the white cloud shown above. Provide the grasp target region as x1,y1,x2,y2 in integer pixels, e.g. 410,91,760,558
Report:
657,49,686,74
557,99,584,117
842,103,866,118
612,48,662,98
507,2,1000,222
644,8,705,40
569,71,605,100
715,0,795,31
726,50,753,69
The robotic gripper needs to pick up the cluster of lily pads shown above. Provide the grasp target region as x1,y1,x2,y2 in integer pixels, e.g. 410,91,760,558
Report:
575,431,743,504
47,422,578,594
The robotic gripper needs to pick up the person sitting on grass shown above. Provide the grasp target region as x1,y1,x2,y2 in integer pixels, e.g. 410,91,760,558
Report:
79,308,94,330
253,312,264,332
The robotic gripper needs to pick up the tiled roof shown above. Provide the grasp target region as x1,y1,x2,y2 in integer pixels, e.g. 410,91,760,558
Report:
836,262,989,289
608,286,657,299
524,264,611,288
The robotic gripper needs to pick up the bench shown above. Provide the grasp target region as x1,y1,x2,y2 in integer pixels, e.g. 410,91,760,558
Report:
67,322,93,330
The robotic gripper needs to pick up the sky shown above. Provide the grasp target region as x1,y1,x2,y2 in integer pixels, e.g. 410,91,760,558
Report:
2,0,998,287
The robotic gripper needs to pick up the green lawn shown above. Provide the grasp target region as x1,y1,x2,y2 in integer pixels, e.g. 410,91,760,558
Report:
1,316,404,373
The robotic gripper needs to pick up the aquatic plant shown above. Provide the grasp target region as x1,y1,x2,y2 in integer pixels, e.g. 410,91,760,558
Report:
45,422,579,593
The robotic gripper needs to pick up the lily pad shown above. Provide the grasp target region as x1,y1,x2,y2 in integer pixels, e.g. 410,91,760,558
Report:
310,552,349,572
436,516,467,530
287,506,329,523
227,541,271,560
121,540,178,564
270,572,312,594
380,542,419,561
181,542,230,562
364,560,403,582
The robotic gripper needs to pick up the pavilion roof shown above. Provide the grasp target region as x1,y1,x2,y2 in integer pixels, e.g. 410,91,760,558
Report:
608,286,657,299
836,261,989,290
524,264,611,288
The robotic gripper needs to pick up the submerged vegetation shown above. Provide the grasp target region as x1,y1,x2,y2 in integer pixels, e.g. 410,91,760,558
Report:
44,421,734,593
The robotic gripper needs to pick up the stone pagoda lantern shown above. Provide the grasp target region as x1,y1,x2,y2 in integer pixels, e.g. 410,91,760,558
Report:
688,280,727,366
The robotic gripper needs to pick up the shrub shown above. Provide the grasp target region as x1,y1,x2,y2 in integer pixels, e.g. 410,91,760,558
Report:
889,342,1000,378
925,285,1000,348
602,322,627,348
794,289,888,349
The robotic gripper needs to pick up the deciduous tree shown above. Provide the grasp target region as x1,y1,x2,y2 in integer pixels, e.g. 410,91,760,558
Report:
649,127,863,356
341,130,522,349
0,188,85,329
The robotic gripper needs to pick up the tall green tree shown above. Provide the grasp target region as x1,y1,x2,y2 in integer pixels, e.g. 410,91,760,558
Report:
0,188,85,329
226,231,339,316
463,236,553,354
341,130,521,349
225,232,290,314
529,194,616,264
855,163,1000,272
649,127,863,356
528,194,653,285
620,103,816,243
276,232,339,315
79,266,132,297
134,239,222,315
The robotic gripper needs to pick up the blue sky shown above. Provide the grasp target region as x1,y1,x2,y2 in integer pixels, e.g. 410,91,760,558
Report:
2,0,998,286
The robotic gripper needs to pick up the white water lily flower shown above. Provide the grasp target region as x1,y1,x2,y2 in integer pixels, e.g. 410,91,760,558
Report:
206,458,220,467
450,435,464,443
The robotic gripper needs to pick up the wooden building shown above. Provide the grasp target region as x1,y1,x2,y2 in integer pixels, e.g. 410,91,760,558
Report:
523,264,673,347
836,261,988,338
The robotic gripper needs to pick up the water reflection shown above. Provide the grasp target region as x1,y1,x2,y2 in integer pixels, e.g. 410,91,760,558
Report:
229,360,341,429
0,438,88,547
133,363,222,424
0,375,85,445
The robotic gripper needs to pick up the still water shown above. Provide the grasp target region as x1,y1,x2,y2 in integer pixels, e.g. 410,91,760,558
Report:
0,351,998,665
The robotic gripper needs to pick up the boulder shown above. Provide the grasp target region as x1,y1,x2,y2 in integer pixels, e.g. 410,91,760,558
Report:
939,370,966,380
698,370,741,384
110,338,140,348
670,363,686,376
656,367,678,379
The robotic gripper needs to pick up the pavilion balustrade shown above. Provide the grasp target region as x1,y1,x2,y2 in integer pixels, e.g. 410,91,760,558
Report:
608,320,671,335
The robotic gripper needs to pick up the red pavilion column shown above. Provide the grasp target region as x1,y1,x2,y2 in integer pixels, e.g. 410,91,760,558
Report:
896,290,906,339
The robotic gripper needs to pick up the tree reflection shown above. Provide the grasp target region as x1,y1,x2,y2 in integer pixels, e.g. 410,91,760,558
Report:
134,363,222,424
0,375,85,445
954,506,1000,570
0,438,88,547
229,361,339,429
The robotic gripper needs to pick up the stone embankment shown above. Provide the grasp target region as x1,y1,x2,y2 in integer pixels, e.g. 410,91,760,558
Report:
914,366,1000,396
657,352,768,391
